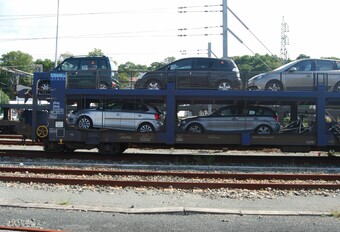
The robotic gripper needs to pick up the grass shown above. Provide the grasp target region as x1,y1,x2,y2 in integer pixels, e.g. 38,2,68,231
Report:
57,198,71,206
331,210,340,218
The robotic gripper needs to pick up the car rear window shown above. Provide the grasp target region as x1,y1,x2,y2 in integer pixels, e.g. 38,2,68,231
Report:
211,59,236,71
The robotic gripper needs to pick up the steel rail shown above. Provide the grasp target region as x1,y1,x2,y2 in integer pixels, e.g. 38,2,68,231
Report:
0,166,339,181
0,175,339,190
0,167,339,190
0,226,64,231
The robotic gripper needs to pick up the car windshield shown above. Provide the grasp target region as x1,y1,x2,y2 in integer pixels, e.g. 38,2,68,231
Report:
272,60,300,72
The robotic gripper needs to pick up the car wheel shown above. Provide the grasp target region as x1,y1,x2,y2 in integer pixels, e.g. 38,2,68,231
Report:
146,80,161,90
255,125,272,135
217,80,232,90
39,81,50,93
187,123,204,134
77,116,93,129
333,82,340,92
265,80,283,91
99,82,109,89
137,123,155,132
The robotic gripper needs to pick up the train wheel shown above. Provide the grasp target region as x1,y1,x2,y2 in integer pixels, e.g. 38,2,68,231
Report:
98,142,121,155
43,142,65,153
36,125,48,139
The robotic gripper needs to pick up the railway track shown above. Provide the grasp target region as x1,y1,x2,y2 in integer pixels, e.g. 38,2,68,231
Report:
0,149,339,168
0,166,339,190
0,226,63,232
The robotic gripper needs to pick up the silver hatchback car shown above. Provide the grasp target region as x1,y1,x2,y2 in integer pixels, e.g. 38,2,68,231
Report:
247,58,340,91
68,102,164,132
179,105,281,134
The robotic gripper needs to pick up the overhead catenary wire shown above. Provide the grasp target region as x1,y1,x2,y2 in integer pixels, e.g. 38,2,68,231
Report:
227,7,282,64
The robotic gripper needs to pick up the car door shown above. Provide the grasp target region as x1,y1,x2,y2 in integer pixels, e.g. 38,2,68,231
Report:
97,58,112,89
282,60,314,91
190,58,211,89
168,58,195,89
244,106,261,131
77,59,100,88
56,58,79,89
103,103,122,129
120,102,146,131
208,106,241,132
314,60,337,90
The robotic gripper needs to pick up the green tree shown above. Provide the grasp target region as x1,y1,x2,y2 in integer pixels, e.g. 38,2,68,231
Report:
88,48,104,56
118,62,148,88
0,89,10,104
149,56,176,70
58,52,73,63
296,54,310,59
0,51,34,98
232,54,283,85
35,58,54,72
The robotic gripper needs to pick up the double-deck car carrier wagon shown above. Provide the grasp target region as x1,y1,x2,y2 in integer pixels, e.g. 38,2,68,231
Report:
29,71,340,154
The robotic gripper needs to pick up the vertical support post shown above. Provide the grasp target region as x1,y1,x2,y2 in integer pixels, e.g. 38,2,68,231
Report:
166,82,176,145
316,85,326,146
222,0,228,58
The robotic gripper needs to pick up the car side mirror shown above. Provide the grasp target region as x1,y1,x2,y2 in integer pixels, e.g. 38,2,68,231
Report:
289,67,297,72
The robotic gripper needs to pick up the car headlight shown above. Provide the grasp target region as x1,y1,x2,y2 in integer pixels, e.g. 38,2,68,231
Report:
179,120,186,126
250,74,265,81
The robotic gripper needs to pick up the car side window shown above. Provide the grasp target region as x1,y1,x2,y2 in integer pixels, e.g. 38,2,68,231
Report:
59,60,79,71
169,59,192,70
106,103,122,111
101,59,109,70
315,60,335,71
195,59,213,70
219,107,237,116
81,60,98,70
293,60,313,71
216,59,235,71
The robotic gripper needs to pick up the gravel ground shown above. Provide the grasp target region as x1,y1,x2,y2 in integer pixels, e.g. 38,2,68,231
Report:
0,146,339,231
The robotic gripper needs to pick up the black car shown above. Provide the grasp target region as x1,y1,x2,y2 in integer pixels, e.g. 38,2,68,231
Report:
38,56,119,93
134,57,241,90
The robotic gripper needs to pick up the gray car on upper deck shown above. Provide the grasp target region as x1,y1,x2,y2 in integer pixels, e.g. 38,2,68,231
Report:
247,58,340,91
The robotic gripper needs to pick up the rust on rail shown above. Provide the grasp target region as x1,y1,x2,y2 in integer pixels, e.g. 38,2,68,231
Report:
0,175,339,190
0,226,64,231
0,166,339,181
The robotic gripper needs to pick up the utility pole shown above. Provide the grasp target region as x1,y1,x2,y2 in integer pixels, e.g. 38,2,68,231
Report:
280,16,289,63
54,0,60,68
222,0,228,58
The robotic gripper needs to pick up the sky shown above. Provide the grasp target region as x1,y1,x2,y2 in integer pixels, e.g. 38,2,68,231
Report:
1,0,340,66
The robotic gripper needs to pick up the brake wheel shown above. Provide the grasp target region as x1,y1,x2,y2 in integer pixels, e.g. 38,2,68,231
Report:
36,125,48,138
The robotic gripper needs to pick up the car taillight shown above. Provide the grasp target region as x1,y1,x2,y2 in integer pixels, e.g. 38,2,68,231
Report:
274,115,279,122
154,114,160,121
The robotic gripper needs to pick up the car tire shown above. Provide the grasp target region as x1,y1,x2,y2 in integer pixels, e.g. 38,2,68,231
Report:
137,123,155,132
146,80,162,90
99,82,109,89
255,125,272,135
187,123,204,134
333,82,340,92
38,81,51,93
217,80,232,90
77,116,93,129
265,80,283,91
